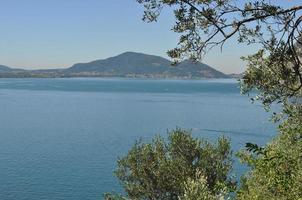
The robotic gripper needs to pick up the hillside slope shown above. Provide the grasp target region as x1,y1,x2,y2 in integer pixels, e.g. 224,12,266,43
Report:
66,52,227,78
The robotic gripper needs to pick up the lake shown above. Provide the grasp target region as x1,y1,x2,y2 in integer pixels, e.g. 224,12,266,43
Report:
0,78,276,200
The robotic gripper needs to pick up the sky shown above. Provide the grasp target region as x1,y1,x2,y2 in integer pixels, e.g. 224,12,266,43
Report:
0,0,299,73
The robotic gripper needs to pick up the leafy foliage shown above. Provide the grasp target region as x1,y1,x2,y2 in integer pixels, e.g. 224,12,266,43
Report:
245,143,265,156
183,170,229,200
106,129,234,200
241,49,302,110
237,111,302,200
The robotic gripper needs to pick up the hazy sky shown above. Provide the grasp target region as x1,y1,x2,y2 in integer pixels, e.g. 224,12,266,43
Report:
0,0,298,73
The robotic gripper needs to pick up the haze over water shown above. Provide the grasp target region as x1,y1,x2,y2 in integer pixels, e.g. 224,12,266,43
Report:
0,78,276,200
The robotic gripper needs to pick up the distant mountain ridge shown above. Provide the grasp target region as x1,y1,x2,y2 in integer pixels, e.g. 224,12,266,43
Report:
0,52,230,79
0,65,15,72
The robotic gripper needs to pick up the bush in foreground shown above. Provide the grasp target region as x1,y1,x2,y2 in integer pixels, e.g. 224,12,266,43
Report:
237,108,302,200
105,128,234,200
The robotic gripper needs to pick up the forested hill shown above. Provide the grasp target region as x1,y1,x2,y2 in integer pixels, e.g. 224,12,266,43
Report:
66,52,228,78
0,52,229,78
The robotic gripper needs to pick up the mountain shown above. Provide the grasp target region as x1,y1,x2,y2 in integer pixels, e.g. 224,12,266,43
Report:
0,65,29,77
0,52,229,78
0,65,13,72
65,52,228,78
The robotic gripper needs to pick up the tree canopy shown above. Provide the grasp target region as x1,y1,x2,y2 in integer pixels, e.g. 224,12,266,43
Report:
105,129,234,200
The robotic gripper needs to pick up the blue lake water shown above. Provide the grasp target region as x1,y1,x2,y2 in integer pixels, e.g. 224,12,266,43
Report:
0,78,276,200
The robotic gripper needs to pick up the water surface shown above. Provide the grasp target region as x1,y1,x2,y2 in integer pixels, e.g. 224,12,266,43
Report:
0,78,276,200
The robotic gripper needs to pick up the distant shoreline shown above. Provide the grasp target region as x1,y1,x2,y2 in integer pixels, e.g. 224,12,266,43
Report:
0,75,237,80
0,52,243,79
